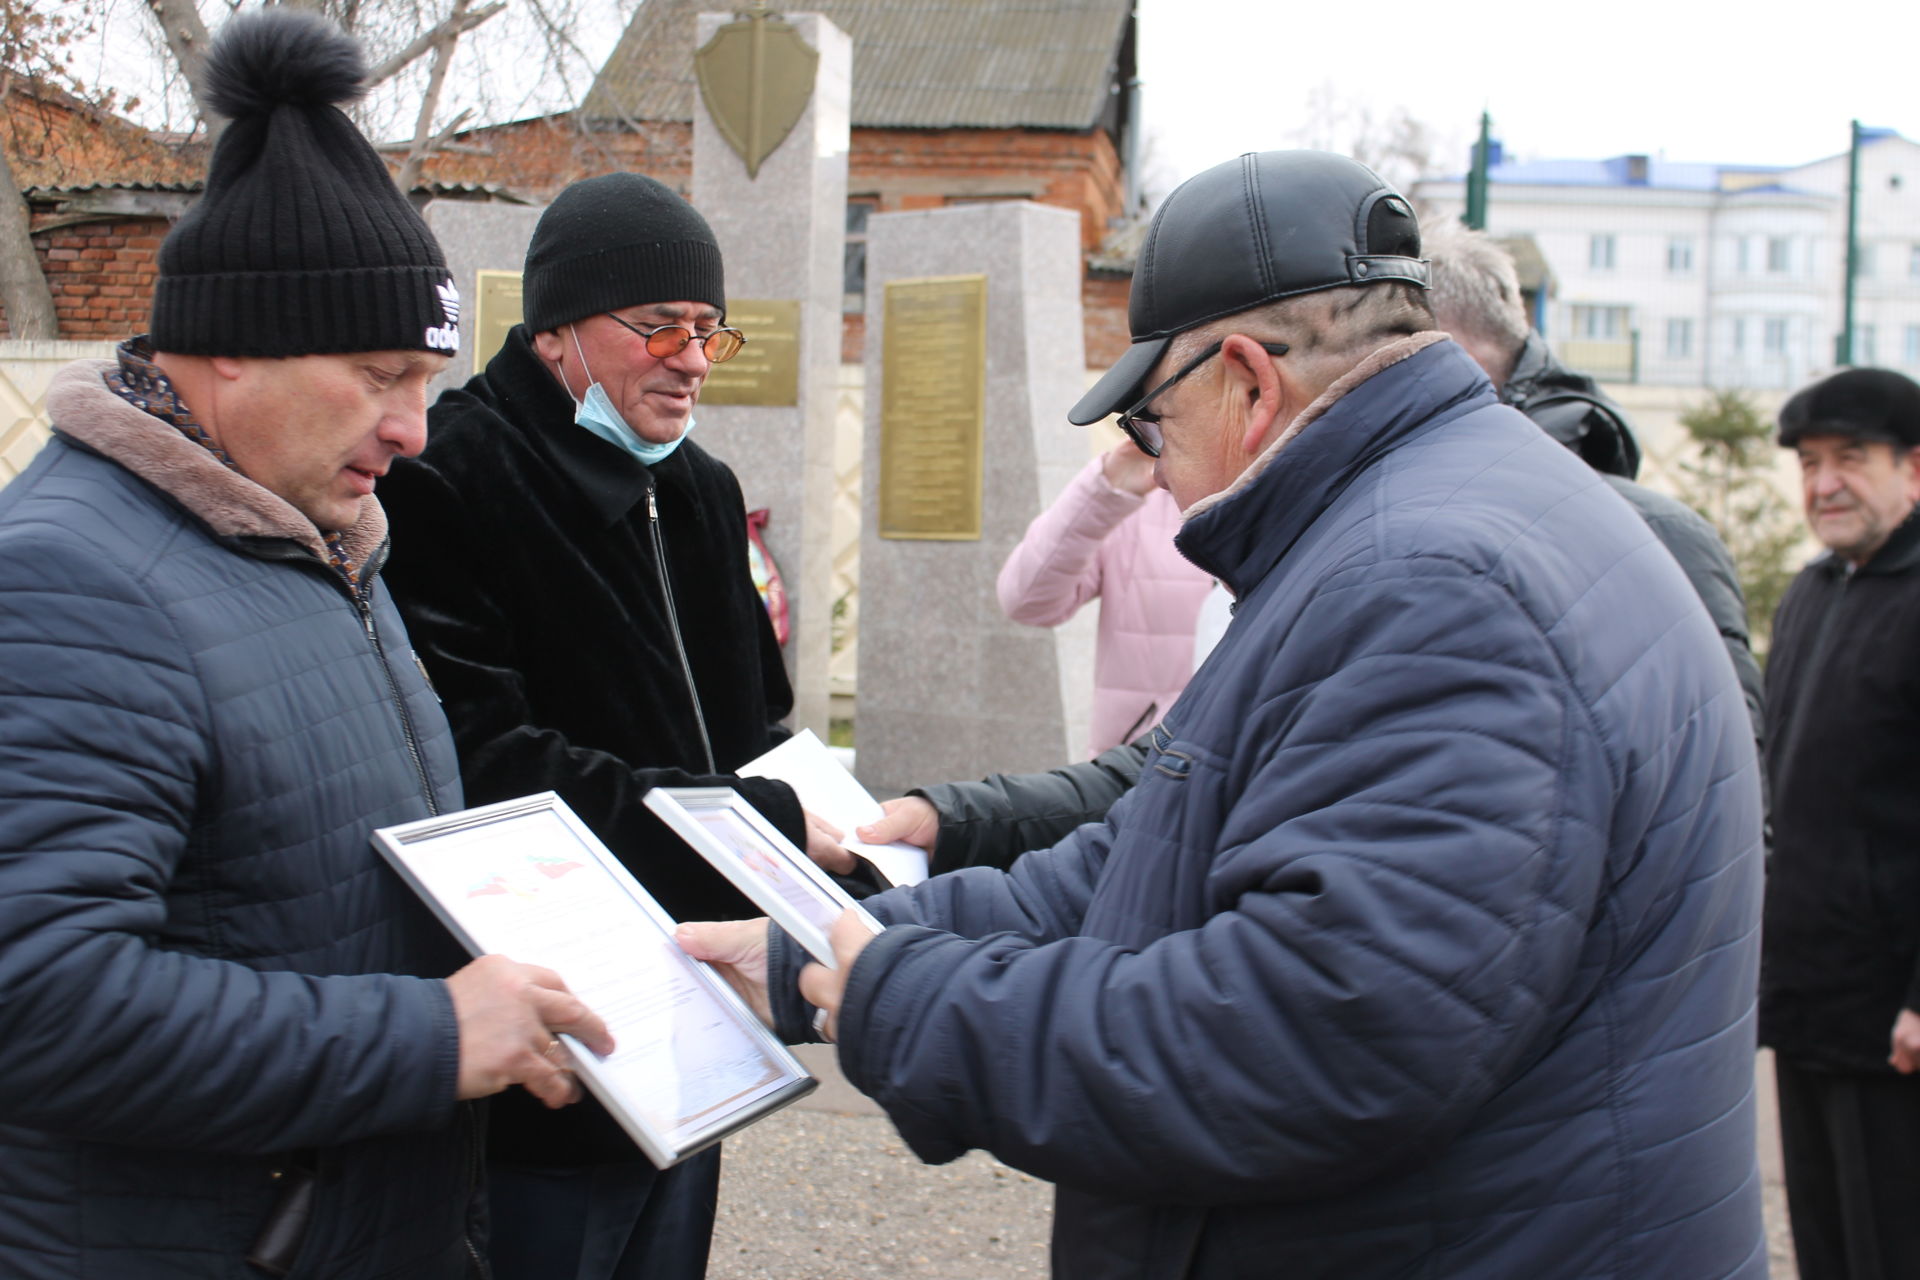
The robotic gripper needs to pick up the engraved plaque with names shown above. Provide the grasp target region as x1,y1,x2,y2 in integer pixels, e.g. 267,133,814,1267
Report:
699,299,800,406
878,275,986,540
472,270,524,369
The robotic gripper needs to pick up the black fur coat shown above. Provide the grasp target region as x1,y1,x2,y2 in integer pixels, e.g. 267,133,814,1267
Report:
382,327,804,1163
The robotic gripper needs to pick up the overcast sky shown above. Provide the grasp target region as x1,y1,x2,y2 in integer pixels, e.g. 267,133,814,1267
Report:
1135,0,1918,192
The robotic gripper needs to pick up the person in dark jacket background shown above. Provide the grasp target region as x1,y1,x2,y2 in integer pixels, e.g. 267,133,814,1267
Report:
381,172,837,1280
0,12,610,1279
684,150,1766,1278
1761,367,1920,1280
861,223,1766,875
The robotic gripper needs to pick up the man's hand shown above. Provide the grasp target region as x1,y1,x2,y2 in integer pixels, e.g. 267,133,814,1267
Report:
856,796,940,852
795,910,882,1043
1890,1008,1920,1073
803,810,855,875
1101,440,1158,497
446,955,614,1108
676,917,773,1026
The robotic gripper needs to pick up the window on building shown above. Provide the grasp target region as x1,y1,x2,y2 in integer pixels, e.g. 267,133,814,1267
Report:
1665,317,1693,359
1905,325,1920,365
1572,304,1628,340
1909,244,1920,279
1767,236,1792,274
1764,317,1788,355
1589,234,1616,270
843,197,878,311
1730,317,1746,354
1736,237,1751,274
1859,324,1878,365
1856,243,1876,278
1667,238,1694,273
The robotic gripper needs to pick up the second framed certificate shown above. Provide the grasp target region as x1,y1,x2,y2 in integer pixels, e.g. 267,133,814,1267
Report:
645,786,883,967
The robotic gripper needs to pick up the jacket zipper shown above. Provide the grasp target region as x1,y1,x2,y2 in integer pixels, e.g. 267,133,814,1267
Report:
647,482,717,773
358,588,439,816
239,539,441,815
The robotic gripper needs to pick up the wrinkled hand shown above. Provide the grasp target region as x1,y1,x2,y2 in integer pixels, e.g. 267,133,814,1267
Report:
1890,1008,1920,1073
795,910,883,1043
447,955,614,1108
803,810,856,875
857,795,940,852
676,917,773,1027
1101,440,1158,496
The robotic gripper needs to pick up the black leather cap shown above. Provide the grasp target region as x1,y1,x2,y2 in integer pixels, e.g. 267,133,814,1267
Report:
1778,367,1920,449
1071,150,1428,425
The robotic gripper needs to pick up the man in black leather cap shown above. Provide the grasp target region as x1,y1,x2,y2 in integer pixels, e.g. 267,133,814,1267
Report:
683,149,1764,1279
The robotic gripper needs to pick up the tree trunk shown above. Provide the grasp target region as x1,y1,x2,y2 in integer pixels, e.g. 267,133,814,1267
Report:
0,143,58,340
142,0,226,145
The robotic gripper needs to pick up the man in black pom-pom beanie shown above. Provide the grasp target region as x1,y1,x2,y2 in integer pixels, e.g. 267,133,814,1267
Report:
0,10,614,1279
381,169,875,1280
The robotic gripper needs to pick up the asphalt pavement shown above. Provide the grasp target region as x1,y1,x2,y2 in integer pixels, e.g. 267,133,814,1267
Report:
706,1045,1799,1278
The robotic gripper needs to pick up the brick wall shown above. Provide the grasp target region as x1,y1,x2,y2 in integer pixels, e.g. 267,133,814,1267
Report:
0,217,169,341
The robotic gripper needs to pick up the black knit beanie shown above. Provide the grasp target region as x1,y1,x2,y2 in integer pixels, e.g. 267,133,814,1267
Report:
521,172,725,333
150,9,459,359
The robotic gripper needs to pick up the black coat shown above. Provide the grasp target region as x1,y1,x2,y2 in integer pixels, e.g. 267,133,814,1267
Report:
381,326,804,1164
1762,511,1920,1071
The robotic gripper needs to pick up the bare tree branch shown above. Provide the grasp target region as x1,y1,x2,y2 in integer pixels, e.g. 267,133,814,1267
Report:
364,0,501,88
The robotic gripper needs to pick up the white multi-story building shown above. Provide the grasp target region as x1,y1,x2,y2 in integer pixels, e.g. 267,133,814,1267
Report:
1414,131,1920,392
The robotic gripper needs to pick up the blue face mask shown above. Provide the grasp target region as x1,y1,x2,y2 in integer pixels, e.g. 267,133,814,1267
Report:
568,326,695,466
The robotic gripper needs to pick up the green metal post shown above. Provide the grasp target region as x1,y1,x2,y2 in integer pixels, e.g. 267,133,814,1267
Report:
1463,111,1490,230
1839,119,1861,365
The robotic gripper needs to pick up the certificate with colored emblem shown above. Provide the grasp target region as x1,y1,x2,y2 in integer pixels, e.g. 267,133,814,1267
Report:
645,786,884,968
372,792,815,1169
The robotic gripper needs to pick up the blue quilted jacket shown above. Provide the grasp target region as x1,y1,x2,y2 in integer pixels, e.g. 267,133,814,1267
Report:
0,362,474,1279
788,337,1767,1278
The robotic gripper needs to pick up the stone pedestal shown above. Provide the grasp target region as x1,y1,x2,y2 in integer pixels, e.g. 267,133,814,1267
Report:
691,11,851,739
854,201,1093,798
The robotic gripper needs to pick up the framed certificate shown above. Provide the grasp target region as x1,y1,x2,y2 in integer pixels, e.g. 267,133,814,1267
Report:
371,792,815,1169
645,786,883,967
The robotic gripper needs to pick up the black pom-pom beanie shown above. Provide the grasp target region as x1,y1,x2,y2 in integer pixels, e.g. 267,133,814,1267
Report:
521,172,725,333
151,8,459,359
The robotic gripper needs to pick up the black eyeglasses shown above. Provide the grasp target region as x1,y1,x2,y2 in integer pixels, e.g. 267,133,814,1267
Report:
604,313,747,364
1114,340,1289,458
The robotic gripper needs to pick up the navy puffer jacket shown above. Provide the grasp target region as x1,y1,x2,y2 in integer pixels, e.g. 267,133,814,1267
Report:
781,337,1766,1277
0,362,474,1279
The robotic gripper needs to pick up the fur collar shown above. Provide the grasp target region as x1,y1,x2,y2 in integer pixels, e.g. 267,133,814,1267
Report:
1182,332,1449,522
45,359,387,567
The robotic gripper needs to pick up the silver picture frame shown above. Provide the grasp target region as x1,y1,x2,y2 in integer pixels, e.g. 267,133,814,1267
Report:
372,791,816,1168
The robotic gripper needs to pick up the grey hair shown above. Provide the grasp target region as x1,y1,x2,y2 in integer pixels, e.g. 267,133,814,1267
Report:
1172,281,1435,390
1421,223,1531,351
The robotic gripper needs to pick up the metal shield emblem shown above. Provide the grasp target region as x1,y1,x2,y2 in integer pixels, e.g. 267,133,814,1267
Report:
694,10,819,179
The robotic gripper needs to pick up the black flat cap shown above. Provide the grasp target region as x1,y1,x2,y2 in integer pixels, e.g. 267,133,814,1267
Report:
1070,150,1428,425
1779,367,1920,449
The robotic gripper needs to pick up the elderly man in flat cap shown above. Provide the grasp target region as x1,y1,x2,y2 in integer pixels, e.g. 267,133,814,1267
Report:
683,150,1766,1279
1762,366,1920,1280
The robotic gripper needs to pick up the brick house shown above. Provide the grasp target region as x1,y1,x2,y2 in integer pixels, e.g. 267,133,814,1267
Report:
4,0,1144,362
416,0,1143,365
0,79,204,339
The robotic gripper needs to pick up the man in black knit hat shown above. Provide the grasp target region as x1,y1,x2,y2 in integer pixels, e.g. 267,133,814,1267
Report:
0,10,611,1279
1762,367,1920,1280
381,172,829,1280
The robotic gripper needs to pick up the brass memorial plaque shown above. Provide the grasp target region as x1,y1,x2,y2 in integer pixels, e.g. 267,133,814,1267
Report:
699,299,800,406
472,270,524,369
878,275,986,540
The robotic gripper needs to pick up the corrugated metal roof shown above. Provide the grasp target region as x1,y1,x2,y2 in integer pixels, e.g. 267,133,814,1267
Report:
583,0,1133,130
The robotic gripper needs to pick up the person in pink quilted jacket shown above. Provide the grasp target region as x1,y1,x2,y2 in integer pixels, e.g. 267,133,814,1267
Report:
997,440,1215,755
